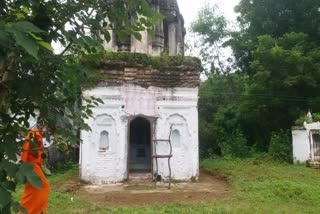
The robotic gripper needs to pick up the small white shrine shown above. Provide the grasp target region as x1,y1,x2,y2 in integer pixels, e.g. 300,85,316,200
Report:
292,113,320,165
80,0,201,184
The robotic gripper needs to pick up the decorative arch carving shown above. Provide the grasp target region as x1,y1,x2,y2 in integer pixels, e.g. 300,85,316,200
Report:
95,114,115,126
94,114,117,152
164,113,191,147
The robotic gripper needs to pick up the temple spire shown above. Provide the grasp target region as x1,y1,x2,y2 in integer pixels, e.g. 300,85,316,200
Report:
103,0,185,56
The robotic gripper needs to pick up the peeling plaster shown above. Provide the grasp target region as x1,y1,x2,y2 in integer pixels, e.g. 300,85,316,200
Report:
80,85,199,184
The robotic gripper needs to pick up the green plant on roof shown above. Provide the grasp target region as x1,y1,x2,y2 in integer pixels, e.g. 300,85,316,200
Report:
294,113,320,126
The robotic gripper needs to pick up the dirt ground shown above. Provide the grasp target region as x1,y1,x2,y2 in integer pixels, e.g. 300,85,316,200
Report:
52,170,232,207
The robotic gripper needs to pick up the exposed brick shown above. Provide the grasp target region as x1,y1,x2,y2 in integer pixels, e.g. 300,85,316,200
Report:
97,61,200,88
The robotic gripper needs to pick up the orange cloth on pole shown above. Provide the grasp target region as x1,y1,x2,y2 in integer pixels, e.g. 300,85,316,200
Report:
20,129,50,214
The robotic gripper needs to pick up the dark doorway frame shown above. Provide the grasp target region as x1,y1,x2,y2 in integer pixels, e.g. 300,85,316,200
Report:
127,115,158,180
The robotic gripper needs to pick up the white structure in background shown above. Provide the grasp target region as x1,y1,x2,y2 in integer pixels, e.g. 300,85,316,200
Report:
80,0,201,184
292,121,320,164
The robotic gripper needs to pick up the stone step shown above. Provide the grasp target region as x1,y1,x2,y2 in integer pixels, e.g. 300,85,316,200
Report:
129,173,153,182
307,161,320,169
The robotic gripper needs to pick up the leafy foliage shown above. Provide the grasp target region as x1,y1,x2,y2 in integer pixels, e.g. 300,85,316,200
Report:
268,130,293,163
294,114,312,126
191,3,232,73
193,1,320,157
219,129,250,158
238,32,320,149
198,72,248,158
313,113,320,122
231,0,320,73
295,112,320,126
191,3,227,45
0,0,159,212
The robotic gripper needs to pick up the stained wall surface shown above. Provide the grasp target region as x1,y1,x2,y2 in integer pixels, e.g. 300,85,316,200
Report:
80,85,199,184
292,129,310,163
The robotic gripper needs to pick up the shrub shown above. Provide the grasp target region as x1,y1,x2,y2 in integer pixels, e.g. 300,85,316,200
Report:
220,129,251,158
313,113,320,122
294,113,320,126
294,115,311,126
268,130,293,163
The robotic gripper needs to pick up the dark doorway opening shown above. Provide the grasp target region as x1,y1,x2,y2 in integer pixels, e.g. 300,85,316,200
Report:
129,117,151,173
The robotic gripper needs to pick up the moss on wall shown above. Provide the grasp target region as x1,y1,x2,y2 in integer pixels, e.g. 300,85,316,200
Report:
81,51,202,71
81,51,202,88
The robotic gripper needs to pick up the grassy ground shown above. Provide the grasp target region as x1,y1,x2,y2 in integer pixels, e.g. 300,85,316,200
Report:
201,157,320,213
15,158,320,213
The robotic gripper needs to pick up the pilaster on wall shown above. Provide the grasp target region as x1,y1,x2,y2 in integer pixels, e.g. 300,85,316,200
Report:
81,85,199,183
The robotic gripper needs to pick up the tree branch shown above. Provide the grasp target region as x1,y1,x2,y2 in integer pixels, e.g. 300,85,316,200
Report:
58,8,95,56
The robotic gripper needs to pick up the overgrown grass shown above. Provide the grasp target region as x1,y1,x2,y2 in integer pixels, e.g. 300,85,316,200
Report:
14,158,320,213
111,157,320,213
201,157,320,213
47,163,79,185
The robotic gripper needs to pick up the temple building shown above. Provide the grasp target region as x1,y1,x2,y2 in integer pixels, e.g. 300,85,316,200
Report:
80,0,201,184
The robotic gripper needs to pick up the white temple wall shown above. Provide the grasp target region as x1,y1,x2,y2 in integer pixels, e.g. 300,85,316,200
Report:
80,84,199,184
292,128,310,163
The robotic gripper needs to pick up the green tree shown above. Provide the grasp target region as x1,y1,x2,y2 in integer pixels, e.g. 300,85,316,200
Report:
193,3,250,158
0,0,158,212
231,0,320,74
269,130,292,163
239,33,320,149
192,0,320,157
231,0,320,149
198,72,248,158
191,2,232,73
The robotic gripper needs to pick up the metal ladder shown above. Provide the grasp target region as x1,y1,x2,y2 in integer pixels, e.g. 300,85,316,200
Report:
152,124,173,189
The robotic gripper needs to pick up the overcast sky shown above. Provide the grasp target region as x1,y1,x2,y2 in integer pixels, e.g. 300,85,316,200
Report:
177,0,240,30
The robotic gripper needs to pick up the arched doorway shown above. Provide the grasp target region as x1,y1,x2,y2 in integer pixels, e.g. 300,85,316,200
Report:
129,117,151,173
